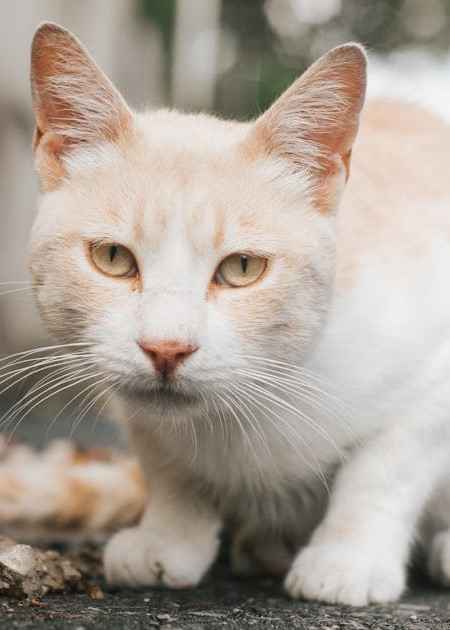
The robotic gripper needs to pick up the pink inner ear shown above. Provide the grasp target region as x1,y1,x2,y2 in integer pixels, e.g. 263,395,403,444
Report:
300,49,366,164
31,23,131,152
342,149,352,182
30,23,132,191
245,44,367,207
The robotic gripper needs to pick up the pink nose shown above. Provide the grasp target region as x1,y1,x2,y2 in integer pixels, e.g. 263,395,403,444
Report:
139,340,199,377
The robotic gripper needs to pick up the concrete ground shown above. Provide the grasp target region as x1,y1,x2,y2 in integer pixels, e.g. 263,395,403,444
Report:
1,403,450,629
1,567,450,630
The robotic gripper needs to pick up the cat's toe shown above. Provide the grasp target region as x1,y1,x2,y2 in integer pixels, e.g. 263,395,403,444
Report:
104,525,217,589
104,527,174,588
285,543,405,606
427,529,450,586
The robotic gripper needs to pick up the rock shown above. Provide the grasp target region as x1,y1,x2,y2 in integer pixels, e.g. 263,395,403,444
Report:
0,536,86,599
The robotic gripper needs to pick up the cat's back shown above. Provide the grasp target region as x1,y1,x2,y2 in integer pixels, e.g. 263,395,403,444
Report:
315,99,450,421
337,99,450,289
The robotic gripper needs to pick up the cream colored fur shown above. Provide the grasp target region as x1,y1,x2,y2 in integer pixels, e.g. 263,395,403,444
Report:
28,23,450,605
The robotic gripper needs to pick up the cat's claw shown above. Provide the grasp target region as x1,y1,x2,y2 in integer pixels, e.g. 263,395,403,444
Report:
104,525,219,589
285,542,405,606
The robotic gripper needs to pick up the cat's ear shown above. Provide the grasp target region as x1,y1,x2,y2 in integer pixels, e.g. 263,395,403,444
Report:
30,22,132,190
246,43,367,209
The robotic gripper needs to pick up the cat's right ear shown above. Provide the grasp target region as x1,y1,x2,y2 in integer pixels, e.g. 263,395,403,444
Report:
30,22,132,190
244,43,367,212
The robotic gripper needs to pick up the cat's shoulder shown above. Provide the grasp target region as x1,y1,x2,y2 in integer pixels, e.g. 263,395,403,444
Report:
337,99,450,291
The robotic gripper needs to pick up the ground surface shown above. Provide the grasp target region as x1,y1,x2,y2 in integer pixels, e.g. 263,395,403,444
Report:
1,567,450,630
1,405,450,628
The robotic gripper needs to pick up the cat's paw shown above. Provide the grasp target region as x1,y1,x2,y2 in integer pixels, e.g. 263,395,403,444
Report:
104,524,219,589
427,529,450,586
285,542,405,606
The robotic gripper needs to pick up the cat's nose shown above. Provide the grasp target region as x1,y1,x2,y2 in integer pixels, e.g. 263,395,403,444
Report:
138,340,199,378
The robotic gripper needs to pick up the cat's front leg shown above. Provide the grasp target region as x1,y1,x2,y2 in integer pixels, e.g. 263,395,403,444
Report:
104,480,221,588
285,416,450,606
104,402,222,589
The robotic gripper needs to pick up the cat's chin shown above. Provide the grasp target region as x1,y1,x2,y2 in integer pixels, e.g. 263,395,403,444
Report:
120,380,202,411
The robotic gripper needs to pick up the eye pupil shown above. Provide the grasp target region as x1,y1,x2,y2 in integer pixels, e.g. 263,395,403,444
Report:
109,245,117,263
215,253,267,288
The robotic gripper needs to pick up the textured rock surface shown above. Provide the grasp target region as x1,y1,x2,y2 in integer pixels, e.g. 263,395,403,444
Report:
0,537,80,598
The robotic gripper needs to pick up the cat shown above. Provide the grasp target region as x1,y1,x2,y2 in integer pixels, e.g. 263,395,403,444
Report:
28,21,450,606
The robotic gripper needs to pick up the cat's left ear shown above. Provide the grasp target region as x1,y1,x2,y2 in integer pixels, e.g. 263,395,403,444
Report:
245,43,367,210
30,22,132,190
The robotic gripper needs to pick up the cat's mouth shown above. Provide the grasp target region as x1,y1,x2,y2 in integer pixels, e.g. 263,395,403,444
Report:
122,377,201,409
154,383,199,406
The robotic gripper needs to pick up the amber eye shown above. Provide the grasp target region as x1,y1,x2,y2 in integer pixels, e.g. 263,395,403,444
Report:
215,254,267,288
90,243,137,278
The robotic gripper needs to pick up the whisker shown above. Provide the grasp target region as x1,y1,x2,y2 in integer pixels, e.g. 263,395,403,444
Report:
0,352,94,374
0,354,94,395
236,374,344,458
236,356,355,440
187,414,199,465
225,382,273,460
197,389,214,434
5,371,104,444
69,376,115,438
0,281,32,286
208,391,228,444
237,368,352,449
44,370,109,437
0,342,92,366
90,383,118,434
0,365,99,431
238,354,343,391
229,383,330,491
0,287,35,297
215,390,263,478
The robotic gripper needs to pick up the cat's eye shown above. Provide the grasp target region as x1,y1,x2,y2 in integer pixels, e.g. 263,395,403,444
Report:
215,254,267,288
90,243,137,278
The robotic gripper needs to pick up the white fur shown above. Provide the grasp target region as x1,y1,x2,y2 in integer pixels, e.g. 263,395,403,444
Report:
29,27,450,606
104,477,221,588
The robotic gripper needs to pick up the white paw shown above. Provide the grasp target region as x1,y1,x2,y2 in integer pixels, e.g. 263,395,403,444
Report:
427,529,450,586
285,543,405,606
104,523,220,589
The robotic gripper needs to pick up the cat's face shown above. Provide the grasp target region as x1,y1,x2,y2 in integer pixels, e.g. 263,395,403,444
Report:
29,23,366,413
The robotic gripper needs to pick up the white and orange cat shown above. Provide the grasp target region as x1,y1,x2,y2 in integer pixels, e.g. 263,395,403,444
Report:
28,22,450,605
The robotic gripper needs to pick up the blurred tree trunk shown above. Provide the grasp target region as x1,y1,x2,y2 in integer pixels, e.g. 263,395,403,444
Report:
171,0,222,110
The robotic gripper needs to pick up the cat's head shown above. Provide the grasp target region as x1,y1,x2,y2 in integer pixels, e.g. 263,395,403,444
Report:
29,23,366,413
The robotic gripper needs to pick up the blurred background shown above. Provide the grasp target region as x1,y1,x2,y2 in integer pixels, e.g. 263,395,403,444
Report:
0,0,449,444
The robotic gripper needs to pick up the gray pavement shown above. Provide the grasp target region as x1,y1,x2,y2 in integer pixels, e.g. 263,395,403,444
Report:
1,568,450,629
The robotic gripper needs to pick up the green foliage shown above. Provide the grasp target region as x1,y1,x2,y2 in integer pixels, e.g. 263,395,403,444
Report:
138,0,450,117
139,0,177,52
